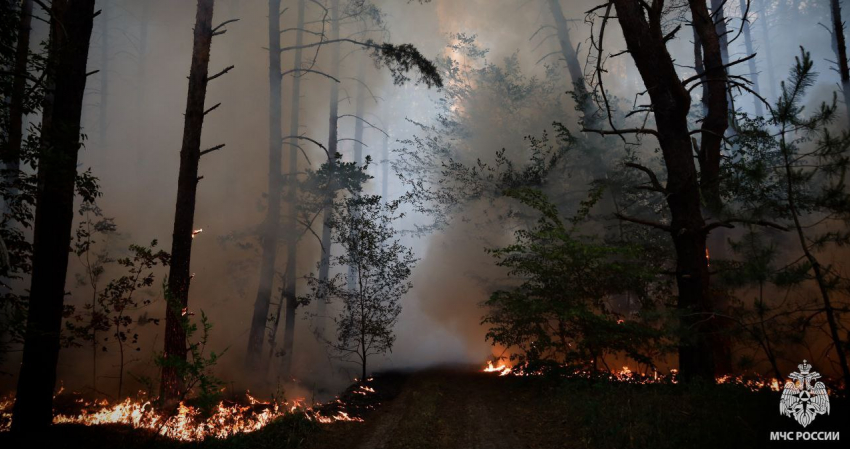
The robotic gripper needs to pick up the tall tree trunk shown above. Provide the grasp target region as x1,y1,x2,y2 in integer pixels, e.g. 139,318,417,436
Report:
346,61,365,292
739,0,763,116
693,26,707,115
316,0,341,339
710,0,730,66
831,0,850,128
11,0,97,432
280,0,305,378
133,0,150,217
546,0,595,125
98,0,109,146
693,0,733,376
246,0,283,370
757,0,776,101
161,0,217,401
610,0,715,382
4,0,32,195
381,129,389,203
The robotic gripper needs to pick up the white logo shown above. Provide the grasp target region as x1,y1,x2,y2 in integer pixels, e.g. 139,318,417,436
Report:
779,359,830,428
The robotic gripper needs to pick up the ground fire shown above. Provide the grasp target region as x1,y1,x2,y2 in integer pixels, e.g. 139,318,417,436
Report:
0,381,372,441
481,361,786,393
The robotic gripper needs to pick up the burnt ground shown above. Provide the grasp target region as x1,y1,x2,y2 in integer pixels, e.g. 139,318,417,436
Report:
307,367,849,449
1,367,848,449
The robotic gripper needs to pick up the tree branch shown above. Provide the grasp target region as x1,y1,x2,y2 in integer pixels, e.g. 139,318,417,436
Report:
281,68,340,83
701,219,789,233
614,213,675,232
200,144,225,157
206,65,234,82
624,162,667,193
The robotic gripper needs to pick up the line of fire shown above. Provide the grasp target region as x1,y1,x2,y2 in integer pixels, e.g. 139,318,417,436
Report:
0,0,849,448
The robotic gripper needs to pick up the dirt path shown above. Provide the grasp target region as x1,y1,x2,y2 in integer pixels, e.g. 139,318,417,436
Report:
355,369,522,449
306,368,531,449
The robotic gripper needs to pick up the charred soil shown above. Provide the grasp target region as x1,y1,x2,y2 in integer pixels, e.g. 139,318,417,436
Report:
2,367,847,449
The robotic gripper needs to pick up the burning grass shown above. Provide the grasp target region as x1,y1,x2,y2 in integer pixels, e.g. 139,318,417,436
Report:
0,378,376,443
482,360,787,392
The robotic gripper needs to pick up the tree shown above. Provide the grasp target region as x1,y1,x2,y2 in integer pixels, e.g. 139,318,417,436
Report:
3,0,33,192
97,241,169,398
0,0,42,366
738,0,763,116
483,188,661,372
581,0,754,381
731,49,850,391
11,0,97,432
303,195,415,380
161,0,233,401
245,0,285,372
97,0,110,146
315,0,343,339
246,0,441,372
70,200,116,394
829,0,850,127
279,0,307,378
544,0,596,126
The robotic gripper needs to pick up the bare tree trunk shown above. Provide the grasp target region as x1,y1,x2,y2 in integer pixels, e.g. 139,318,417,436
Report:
693,26,707,114
265,282,285,371
710,0,730,66
757,0,776,101
316,0,341,339
381,129,389,203
693,0,733,376
132,0,150,222
610,0,716,382
546,0,595,125
831,0,850,128
11,0,97,432
739,0,763,116
246,0,283,370
161,0,217,401
4,0,32,194
98,0,109,146
346,61,365,292
280,0,305,378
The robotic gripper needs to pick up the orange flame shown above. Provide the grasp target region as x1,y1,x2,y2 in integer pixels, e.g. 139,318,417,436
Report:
483,360,512,376
0,386,374,440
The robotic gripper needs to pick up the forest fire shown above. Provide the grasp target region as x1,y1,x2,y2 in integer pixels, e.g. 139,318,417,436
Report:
0,386,370,441
483,361,512,376
482,362,784,392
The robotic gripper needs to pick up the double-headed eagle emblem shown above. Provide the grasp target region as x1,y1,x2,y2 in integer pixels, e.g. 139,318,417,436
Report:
779,359,830,427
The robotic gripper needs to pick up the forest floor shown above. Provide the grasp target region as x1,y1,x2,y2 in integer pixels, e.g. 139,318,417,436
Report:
1,366,847,448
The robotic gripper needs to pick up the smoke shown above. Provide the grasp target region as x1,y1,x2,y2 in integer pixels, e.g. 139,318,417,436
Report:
2,0,850,398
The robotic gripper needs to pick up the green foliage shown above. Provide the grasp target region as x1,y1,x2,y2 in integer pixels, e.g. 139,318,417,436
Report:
298,155,372,218
483,188,662,369
393,35,574,234
725,48,850,379
156,293,225,411
368,40,442,88
301,195,416,375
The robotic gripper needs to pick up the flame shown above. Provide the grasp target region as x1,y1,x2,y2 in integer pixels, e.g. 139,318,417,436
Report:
483,360,512,376
481,362,782,392
192,228,203,238
0,386,373,440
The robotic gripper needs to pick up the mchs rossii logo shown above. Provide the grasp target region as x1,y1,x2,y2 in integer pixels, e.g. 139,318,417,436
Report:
770,360,839,442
